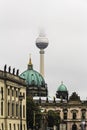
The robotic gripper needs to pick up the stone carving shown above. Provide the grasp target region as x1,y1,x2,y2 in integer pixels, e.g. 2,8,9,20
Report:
13,68,15,75
8,66,11,73
69,92,80,101
4,64,7,72
16,69,19,76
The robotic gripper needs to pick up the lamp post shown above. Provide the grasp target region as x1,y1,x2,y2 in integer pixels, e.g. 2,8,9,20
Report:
57,120,60,130
33,111,36,130
81,120,86,130
19,95,24,130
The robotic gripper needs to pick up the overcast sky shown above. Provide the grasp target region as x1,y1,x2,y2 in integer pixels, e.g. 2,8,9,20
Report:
0,0,87,100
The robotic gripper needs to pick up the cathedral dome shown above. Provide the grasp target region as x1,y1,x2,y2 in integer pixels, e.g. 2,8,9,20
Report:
20,58,45,87
20,57,48,97
57,82,68,92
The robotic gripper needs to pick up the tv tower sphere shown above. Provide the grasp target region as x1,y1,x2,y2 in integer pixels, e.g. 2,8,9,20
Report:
35,33,49,77
36,33,49,49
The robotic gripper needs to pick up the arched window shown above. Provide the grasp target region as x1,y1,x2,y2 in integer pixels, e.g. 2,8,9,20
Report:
72,123,77,130
63,109,68,120
71,109,78,120
73,112,76,119
81,109,86,120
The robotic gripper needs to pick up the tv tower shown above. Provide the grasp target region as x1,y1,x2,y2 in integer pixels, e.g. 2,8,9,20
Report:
36,32,49,77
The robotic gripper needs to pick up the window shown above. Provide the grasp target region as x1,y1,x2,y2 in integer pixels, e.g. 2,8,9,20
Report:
1,123,4,130
8,89,10,95
64,112,67,119
23,105,25,118
20,104,22,118
13,124,15,130
1,102,3,115
63,109,67,120
9,123,11,130
12,89,14,96
81,110,86,120
71,109,78,120
1,87,3,99
16,104,18,116
20,92,22,96
17,124,19,130
12,103,14,116
73,112,76,119
8,102,10,116
23,92,25,99
16,90,18,97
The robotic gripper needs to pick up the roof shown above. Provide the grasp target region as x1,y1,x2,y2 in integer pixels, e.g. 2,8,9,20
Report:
20,58,45,87
57,82,68,92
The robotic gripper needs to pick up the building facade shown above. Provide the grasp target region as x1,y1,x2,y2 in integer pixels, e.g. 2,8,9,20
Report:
0,66,27,130
39,91,87,130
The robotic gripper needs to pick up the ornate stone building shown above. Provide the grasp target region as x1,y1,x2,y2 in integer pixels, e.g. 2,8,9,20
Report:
39,83,87,130
0,65,27,130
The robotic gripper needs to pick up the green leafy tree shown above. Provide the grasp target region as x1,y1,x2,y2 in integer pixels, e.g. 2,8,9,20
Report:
26,96,42,129
47,110,61,127
54,112,61,126
47,110,55,127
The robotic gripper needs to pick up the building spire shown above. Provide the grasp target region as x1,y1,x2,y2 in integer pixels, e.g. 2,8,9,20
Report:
29,54,32,65
28,54,33,70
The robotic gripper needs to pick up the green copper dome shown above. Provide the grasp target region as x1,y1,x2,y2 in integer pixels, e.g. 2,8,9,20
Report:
56,82,68,100
20,58,45,87
57,82,68,92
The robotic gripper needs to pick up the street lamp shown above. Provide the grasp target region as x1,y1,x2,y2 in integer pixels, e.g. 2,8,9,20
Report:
57,120,60,130
81,120,86,130
33,111,36,130
19,94,24,130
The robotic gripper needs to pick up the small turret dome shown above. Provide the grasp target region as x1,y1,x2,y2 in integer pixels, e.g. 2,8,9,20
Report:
57,82,68,92
56,82,68,101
